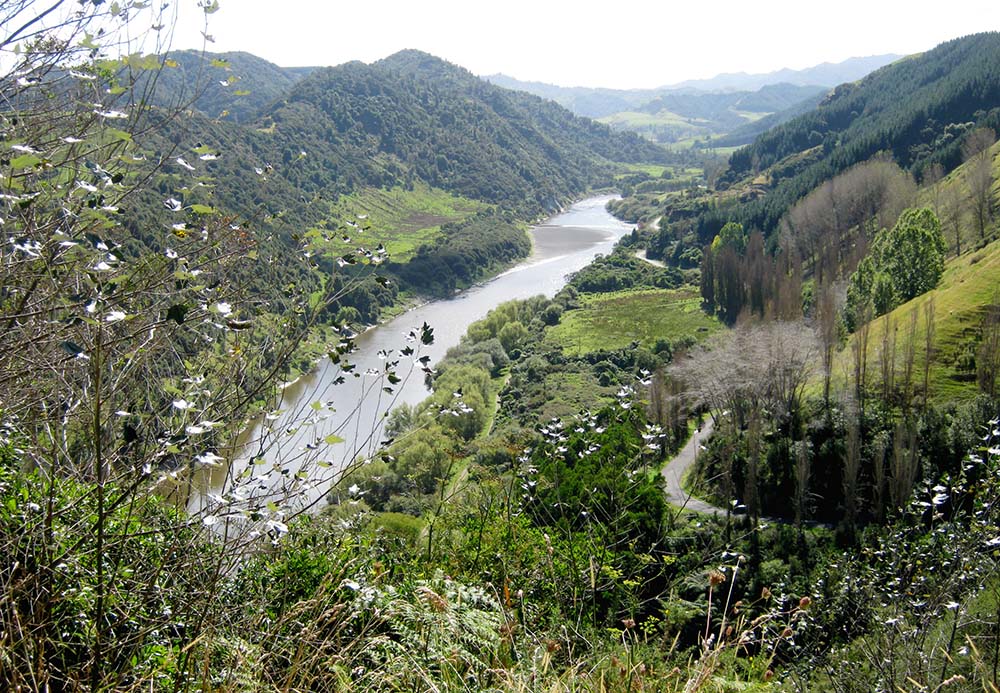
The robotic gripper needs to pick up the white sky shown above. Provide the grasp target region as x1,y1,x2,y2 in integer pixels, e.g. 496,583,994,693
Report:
168,0,1000,89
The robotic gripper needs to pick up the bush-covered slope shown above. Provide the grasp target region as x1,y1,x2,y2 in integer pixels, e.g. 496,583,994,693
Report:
264,50,669,214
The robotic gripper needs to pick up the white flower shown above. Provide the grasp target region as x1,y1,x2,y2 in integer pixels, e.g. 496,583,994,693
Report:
195,452,224,467
105,310,126,323
265,519,288,535
172,399,192,410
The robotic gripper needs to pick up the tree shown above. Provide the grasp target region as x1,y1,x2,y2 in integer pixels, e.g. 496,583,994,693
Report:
978,300,1000,398
670,321,817,433
844,207,946,328
780,158,915,282
879,208,947,303
0,3,394,688
711,221,747,254
941,181,966,255
962,127,996,240
815,281,840,405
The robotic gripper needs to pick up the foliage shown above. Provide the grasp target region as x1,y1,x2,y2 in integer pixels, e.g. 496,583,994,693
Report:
845,207,947,328
569,244,683,293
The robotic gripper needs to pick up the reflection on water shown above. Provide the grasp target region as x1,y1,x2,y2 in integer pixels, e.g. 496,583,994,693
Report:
188,195,632,523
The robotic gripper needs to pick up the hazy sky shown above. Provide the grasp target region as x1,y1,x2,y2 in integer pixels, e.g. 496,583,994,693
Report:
170,0,1000,88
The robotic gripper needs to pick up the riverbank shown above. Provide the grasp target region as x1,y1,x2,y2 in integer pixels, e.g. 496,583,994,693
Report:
187,195,634,513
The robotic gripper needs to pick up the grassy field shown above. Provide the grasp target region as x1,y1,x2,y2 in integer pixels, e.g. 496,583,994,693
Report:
614,162,672,179
546,287,722,356
316,183,487,261
599,110,705,129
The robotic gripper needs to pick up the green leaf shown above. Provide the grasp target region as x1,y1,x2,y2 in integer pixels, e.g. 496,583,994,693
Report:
190,204,215,215
10,154,41,169
324,434,344,445
106,128,132,142
310,401,323,411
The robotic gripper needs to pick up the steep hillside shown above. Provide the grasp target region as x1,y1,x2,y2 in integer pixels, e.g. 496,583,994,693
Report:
486,55,897,146
610,83,826,143
835,234,1000,403
127,49,671,318
718,32,1000,236
713,90,827,146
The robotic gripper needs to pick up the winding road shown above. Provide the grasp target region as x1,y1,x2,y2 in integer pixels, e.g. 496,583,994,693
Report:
660,417,723,515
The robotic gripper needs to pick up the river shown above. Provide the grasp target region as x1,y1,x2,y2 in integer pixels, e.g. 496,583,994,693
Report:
191,195,632,520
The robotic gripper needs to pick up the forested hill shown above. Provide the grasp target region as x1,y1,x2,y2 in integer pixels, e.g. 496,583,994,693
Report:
148,50,316,122
718,32,1000,235
262,49,668,211
126,49,670,318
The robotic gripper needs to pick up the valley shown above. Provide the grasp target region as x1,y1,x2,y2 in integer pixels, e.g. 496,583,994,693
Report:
2,6,1000,690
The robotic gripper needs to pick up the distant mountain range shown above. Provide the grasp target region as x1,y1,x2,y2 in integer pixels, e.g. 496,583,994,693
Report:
662,54,902,92
485,55,902,145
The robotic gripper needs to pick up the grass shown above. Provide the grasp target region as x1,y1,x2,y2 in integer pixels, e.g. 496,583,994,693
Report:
546,288,722,356
533,370,617,422
729,109,769,122
317,182,487,261
599,110,705,128
826,143,1000,405
614,162,672,179
916,139,1000,255
833,234,1000,403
